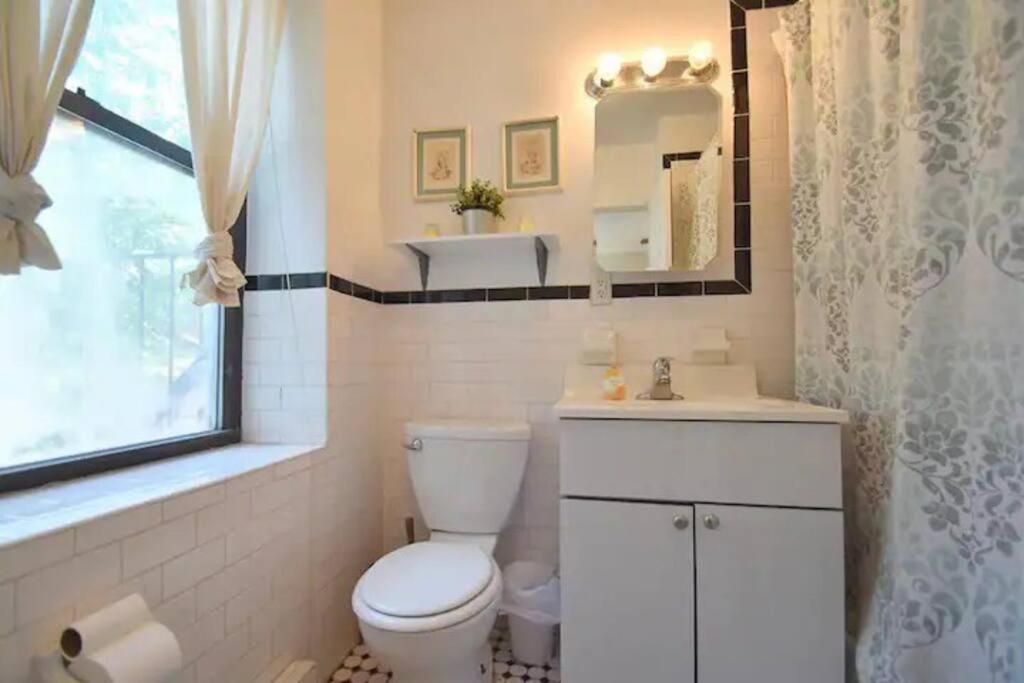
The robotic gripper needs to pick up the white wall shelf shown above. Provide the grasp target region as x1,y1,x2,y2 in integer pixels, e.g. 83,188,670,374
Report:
391,232,560,289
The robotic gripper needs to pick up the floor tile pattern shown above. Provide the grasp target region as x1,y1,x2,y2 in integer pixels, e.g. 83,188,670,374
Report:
331,624,561,682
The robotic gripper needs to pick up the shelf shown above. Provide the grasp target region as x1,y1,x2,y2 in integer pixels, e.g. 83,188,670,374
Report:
391,232,559,290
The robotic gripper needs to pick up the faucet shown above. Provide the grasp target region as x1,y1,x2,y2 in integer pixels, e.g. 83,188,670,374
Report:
637,356,684,400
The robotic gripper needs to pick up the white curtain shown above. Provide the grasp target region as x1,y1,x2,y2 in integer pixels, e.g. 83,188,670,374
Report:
0,0,94,275
177,0,285,307
777,0,1024,681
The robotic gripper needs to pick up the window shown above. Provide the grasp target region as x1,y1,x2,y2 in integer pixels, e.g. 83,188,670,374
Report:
0,1,243,492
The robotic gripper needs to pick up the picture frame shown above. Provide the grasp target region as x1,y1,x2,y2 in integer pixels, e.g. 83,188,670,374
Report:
413,126,470,201
502,116,561,194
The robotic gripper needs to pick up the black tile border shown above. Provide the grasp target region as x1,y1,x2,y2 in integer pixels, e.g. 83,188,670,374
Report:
245,0,795,305
246,273,755,304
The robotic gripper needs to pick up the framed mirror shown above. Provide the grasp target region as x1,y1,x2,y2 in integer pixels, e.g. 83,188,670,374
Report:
586,0,758,295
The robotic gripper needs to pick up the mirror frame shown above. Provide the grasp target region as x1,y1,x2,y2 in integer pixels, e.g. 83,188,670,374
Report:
597,0,796,296
698,0,798,295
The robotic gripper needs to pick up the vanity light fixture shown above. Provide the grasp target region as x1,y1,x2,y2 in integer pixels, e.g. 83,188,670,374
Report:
584,46,718,99
641,47,668,79
596,53,623,85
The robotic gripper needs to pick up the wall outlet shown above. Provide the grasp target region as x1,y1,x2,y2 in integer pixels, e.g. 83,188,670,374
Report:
590,265,612,305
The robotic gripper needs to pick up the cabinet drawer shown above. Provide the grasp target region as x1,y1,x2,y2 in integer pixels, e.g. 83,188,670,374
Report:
559,419,841,508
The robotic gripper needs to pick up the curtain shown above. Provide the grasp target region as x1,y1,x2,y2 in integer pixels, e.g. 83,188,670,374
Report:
0,0,94,275
776,1,1024,681
177,0,285,307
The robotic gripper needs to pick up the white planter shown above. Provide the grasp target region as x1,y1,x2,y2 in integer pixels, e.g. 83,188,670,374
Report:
462,209,497,235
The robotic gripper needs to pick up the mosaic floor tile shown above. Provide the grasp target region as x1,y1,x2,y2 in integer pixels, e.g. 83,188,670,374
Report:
331,623,561,682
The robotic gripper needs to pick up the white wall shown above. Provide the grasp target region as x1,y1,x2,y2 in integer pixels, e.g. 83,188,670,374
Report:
374,6,794,565
248,0,327,276
376,0,735,290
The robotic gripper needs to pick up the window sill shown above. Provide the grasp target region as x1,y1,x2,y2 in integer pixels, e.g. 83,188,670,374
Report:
0,442,322,549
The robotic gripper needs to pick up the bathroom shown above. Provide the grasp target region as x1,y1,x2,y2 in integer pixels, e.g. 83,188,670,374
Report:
1,0,1021,682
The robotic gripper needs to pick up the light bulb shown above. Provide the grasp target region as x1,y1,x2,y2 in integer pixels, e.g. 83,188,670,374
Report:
689,41,713,72
596,53,622,85
641,47,668,79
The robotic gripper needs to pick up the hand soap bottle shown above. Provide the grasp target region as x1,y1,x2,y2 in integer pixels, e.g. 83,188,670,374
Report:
602,366,626,401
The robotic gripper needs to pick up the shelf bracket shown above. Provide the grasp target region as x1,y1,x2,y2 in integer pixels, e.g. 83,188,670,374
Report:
406,245,430,290
534,237,549,286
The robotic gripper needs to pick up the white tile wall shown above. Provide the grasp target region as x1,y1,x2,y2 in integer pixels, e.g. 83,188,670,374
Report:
0,442,379,683
243,289,329,446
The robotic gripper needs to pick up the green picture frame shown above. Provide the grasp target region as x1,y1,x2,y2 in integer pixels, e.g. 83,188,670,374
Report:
413,126,470,201
502,117,561,194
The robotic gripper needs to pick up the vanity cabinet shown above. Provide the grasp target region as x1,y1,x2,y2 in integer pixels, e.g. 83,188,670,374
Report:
558,418,845,683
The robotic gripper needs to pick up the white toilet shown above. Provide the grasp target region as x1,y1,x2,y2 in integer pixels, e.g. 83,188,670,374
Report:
352,419,531,683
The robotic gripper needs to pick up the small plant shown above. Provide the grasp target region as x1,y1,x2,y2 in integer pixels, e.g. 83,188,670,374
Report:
450,179,505,219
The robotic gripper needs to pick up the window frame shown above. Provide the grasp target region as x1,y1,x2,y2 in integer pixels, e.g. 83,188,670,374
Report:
0,88,245,494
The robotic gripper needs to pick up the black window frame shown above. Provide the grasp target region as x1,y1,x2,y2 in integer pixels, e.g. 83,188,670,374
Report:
0,87,244,494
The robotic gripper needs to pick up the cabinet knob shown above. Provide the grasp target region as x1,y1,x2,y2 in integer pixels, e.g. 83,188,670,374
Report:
672,515,689,530
702,514,720,530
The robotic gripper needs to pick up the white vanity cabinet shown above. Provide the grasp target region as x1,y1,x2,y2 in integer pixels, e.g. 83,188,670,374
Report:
557,414,847,683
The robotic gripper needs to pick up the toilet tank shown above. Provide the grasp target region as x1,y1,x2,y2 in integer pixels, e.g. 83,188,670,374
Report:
405,419,530,535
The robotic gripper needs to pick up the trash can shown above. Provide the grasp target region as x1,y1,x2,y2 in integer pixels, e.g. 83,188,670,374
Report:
501,561,560,666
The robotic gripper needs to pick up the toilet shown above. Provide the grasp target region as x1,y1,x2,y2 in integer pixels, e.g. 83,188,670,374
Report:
352,419,531,683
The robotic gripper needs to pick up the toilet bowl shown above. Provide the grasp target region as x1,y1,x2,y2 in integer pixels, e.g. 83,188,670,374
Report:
353,542,502,683
351,419,530,683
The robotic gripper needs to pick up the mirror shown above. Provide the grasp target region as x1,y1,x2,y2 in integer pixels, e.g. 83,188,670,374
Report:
593,86,723,272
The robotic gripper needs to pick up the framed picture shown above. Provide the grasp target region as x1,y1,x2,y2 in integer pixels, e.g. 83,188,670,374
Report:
413,126,469,201
502,116,561,194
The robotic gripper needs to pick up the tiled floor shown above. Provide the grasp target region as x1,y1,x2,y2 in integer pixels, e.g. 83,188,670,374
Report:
331,623,561,682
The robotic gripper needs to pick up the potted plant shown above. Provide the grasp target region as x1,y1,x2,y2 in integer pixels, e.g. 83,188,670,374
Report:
450,179,505,235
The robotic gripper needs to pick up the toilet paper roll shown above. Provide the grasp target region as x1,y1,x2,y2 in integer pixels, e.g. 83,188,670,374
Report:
61,594,153,661
66,622,183,683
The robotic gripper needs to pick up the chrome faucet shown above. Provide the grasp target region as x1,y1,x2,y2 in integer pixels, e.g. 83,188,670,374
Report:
637,356,684,400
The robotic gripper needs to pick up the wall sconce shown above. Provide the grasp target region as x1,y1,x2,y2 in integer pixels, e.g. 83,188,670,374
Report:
584,43,718,99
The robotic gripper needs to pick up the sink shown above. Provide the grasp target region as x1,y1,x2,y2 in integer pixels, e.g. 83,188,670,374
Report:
555,364,848,423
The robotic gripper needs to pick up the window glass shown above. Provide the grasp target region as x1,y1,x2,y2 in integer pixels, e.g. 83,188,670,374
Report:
66,0,191,148
0,116,218,469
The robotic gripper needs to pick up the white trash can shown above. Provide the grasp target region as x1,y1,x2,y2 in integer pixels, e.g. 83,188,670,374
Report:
501,561,560,666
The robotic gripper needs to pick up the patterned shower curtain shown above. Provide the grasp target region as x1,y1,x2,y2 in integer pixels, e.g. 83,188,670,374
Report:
775,1,1024,681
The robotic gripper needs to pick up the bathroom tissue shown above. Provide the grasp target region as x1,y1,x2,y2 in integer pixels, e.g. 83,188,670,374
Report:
66,622,183,683
60,594,153,661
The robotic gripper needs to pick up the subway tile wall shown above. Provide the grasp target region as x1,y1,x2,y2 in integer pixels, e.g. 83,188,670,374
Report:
242,289,328,445
0,291,383,683
0,445,379,683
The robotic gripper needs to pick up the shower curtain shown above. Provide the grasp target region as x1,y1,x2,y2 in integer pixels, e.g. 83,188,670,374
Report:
775,1,1024,681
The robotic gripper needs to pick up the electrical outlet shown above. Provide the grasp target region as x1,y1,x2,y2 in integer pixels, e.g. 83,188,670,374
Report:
591,265,612,305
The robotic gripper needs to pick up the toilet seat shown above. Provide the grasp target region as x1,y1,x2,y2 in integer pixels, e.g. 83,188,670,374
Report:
353,542,502,634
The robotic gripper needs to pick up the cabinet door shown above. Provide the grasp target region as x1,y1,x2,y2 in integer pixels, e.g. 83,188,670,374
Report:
561,499,695,683
695,505,844,683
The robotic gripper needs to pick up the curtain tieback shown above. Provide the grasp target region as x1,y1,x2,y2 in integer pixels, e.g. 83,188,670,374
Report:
0,172,61,275
182,230,247,306
193,231,235,262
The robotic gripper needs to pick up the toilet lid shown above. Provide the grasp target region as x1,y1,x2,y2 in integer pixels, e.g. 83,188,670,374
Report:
358,542,495,618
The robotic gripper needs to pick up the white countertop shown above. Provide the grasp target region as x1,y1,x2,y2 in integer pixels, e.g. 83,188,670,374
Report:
554,396,849,423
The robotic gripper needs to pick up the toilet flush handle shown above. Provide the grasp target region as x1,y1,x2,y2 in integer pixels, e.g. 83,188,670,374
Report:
403,438,423,451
